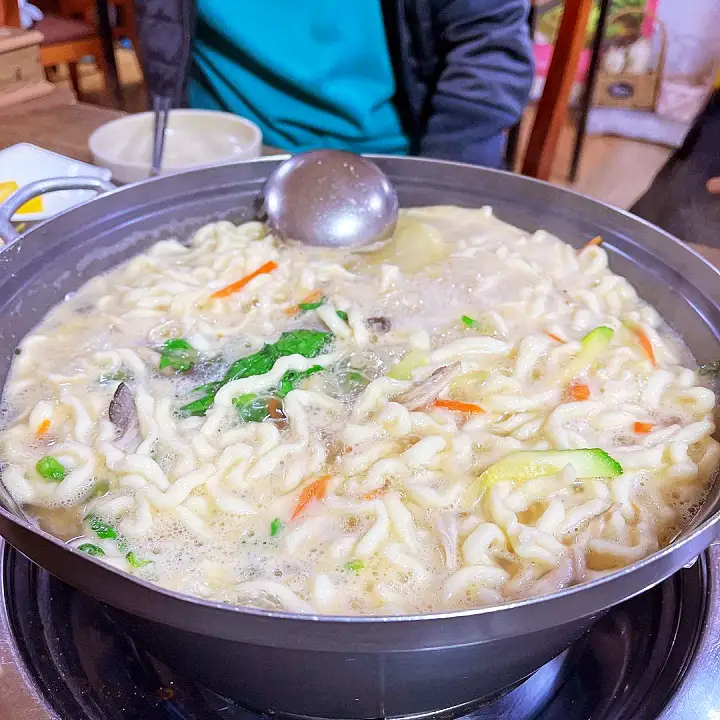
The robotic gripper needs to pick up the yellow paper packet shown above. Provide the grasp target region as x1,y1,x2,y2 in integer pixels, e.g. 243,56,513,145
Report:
0,181,44,215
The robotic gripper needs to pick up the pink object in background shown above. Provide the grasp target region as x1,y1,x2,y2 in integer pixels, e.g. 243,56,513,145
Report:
642,0,660,36
534,44,591,83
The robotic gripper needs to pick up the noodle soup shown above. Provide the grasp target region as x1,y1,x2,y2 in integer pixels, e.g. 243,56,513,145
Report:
0,206,716,615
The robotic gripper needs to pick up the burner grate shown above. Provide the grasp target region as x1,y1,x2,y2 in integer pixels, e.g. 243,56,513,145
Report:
0,545,710,720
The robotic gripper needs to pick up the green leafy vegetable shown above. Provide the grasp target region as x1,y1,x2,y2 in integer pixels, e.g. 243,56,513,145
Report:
274,365,324,398
232,366,324,423
36,456,66,482
336,310,349,322
85,513,118,540
271,330,332,359
270,518,283,537
344,560,364,571
194,380,222,394
461,315,481,329
126,551,152,568
232,394,275,423
159,338,198,373
100,369,131,383
78,543,105,557
183,330,332,416
698,361,720,377
180,394,216,417
298,296,327,312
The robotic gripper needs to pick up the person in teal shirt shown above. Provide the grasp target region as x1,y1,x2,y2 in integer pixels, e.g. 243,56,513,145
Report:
135,0,533,167
188,1,410,156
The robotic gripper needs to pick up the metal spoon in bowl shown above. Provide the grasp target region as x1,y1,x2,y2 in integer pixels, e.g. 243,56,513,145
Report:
262,150,399,248
150,95,172,178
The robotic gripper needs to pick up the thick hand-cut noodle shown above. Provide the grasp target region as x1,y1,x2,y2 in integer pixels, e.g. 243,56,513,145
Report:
0,206,716,615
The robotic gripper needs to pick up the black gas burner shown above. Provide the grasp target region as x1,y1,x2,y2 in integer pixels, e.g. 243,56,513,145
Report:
0,542,717,720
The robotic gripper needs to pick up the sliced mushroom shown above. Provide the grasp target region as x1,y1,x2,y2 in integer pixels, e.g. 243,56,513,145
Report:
366,316,392,333
109,382,140,448
393,362,462,410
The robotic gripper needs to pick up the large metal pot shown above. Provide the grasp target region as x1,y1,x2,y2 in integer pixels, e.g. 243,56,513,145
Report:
0,157,718,719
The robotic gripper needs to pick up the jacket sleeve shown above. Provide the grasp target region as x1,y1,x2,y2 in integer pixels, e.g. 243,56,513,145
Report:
421,0,533,166
133,0,195,106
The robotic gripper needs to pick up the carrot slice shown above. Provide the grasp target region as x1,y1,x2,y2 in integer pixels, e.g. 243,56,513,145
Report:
210,260,278,299
568,383,591,401
634,421,653,434
633,328,657,367
285,289,323,316
578,235,602,253
545,331,565,344
433,399,485,414
292,474,331,520
36,418,51,436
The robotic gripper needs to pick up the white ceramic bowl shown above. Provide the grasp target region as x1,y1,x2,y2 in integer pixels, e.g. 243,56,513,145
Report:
88,109,263,184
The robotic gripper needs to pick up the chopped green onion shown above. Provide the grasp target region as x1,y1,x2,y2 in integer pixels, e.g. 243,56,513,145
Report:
298,296,327,312
336,310,349,322
270,518,283,537
100,369,131,383
78,543,105,557
461,315,481,329
85,514,118,540
36,456,66,482
159,338,198,373
126,551,152,568
344,559,364,571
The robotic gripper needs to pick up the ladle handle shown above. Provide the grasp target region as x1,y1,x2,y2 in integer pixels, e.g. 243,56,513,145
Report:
0,176,116,247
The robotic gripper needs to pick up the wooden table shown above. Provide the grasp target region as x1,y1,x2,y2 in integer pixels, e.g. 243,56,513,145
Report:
0,100,718,269
0,101,123,164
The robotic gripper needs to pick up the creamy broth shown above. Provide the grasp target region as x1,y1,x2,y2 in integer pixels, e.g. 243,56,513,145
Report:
0,206,717,615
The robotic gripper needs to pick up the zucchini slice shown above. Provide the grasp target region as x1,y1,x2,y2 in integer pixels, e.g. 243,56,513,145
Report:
479,448,623,490
563,326,614,381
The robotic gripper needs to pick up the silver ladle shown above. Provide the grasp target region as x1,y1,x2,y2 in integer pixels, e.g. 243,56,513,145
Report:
262,150,399,248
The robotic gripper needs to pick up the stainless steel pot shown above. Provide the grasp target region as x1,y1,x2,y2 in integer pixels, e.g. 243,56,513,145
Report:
0,157,718,719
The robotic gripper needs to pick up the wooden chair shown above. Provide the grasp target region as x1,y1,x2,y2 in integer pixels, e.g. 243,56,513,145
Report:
35,14,108,98
55,0,139,53
1,0,110,99
521,0,595,181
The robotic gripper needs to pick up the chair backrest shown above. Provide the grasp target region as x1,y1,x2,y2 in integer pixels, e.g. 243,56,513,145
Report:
521,0,595,180
0,0,21,27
